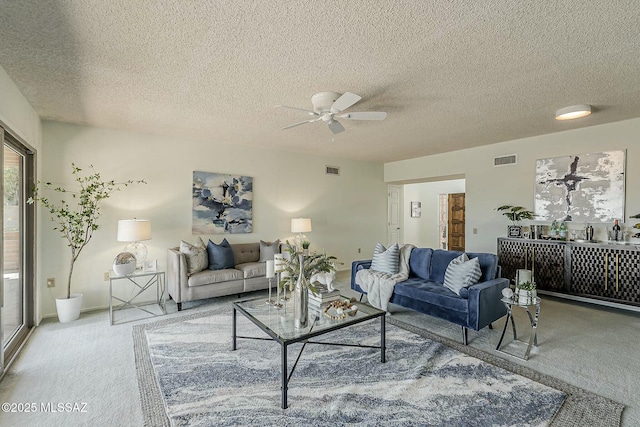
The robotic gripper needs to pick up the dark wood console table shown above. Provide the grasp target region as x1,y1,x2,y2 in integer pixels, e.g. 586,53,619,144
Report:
497,238,640,312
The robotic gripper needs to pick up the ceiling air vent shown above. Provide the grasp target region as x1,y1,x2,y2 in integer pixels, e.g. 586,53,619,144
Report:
494,154,517,167
325,165,340,176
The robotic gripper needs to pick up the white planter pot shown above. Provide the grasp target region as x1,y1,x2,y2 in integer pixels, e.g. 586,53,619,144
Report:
516,289,536,304
55,293,83,323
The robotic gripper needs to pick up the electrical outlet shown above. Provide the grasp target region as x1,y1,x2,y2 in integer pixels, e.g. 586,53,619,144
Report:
104,272,110,281
473,228,478,235
47,278,55,288
358,248,361,253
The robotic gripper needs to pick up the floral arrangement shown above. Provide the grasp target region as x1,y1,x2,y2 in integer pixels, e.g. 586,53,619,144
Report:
517,281,536,291
276,242,339,295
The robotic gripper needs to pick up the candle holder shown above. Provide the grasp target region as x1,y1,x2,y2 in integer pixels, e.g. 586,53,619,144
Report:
265,260,275,305
266,277,275,305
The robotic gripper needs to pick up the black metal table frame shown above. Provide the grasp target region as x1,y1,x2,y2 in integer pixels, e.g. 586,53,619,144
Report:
232,299,386,409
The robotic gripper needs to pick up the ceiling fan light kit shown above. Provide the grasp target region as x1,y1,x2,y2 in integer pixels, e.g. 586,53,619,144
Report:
555,104,592,121
276,91,387,134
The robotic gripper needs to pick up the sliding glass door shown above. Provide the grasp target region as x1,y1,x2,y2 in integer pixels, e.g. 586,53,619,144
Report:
1,127,35,369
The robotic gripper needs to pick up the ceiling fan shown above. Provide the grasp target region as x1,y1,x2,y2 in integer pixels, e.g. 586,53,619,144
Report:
275,91,387,134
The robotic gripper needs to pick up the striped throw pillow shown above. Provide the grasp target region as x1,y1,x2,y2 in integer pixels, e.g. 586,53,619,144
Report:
443,253,482,296
370,243,400,274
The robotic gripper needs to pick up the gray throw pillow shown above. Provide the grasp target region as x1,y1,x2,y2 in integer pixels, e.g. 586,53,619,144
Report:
207,238,235,270
443,253,482,296
370,242,400,274
179,237,208,275
259,239,280,262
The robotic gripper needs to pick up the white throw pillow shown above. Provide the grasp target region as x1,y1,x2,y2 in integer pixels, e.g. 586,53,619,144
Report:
370,243,400,274
443,253,482,296
259,239,280,262
180,237,208,275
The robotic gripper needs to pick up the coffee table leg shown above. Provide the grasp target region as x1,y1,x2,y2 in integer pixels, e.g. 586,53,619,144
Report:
381,314,386,363
281,343,288,409
232,307,237,351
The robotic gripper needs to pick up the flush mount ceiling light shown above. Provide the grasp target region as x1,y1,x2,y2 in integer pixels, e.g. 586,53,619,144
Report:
555,104,592,121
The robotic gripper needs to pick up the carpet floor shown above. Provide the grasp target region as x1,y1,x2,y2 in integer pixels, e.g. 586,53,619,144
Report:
133,307,622,426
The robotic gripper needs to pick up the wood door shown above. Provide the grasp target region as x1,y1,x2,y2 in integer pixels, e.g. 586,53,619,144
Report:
448,193,465,251
387,185,401,246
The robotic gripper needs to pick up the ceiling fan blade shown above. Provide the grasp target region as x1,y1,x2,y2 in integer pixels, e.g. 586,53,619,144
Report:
330,92,362,113
328,120,345,134
281,118,320,130
274,105,319,116
338,112,387,120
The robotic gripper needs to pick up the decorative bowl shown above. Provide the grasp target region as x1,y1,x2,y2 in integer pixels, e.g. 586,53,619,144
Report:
113,252,136,276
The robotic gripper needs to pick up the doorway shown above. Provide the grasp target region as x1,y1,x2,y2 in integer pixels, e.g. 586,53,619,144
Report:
447,193,466,251
2,126,35,371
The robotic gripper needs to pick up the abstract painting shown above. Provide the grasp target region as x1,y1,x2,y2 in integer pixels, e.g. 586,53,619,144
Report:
534,151,625,222
192,171,253,234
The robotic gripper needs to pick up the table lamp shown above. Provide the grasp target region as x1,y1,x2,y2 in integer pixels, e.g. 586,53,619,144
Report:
291,217,312,252
117,219,152,268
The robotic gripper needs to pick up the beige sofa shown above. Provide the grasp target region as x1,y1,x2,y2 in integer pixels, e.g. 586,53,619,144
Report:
167,242,270,311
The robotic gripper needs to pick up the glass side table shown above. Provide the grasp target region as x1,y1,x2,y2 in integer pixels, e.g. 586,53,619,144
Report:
496,296,540,360
109,270,166,325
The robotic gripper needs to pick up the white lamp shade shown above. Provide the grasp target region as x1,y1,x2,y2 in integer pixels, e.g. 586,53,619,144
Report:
291,218,312,233
117,219,152,242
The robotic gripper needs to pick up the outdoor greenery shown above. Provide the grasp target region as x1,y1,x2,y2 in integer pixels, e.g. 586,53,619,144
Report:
277,242,339,294
496,205,535,225
28,164,145,299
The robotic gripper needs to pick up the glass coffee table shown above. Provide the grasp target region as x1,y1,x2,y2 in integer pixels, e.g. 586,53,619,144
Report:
232,295,386,409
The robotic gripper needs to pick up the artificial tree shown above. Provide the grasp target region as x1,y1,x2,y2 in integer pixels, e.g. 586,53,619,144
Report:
28,164,145,299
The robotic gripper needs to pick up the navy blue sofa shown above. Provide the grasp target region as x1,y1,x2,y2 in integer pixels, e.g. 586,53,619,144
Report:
351,248,509,344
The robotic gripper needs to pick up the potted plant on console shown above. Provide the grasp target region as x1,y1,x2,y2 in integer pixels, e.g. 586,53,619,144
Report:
28,164,145,323
497,205,535,238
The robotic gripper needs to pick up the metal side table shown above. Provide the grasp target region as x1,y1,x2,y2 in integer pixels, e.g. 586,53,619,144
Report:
109,270,166,325
496,296,540,360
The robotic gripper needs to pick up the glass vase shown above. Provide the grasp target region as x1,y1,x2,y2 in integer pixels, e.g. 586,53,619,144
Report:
294,254,309,329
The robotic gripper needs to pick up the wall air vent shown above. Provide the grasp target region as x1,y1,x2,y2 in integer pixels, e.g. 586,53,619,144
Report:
325,165,340,176
493,154,517,166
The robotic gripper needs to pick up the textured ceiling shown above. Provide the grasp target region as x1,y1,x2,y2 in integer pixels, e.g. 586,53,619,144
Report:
0,1,639,163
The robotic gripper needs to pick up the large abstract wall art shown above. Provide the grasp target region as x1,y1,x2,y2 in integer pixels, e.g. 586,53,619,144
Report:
534,150,625,222
193,171,253,234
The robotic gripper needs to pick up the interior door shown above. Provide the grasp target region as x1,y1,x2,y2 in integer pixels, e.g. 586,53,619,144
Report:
387,185,401,246
448,193,465,251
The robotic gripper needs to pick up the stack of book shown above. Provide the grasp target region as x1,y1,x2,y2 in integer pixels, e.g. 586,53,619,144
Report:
308,284,341,317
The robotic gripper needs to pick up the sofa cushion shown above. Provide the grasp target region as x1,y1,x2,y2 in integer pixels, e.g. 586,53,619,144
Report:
443,253,482,296
236,262,266,279
409,248,433,280
187,268,243,287
231,242,261,265
180,237,208,275
259,239,280,262
394,278,468,311
430,250,464,283
207,238,235,270
370,243,399,274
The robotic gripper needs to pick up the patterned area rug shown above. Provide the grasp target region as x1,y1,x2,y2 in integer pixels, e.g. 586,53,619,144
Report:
133,308,622,427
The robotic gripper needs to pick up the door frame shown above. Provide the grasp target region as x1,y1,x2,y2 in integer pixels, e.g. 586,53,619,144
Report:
1,122,37,374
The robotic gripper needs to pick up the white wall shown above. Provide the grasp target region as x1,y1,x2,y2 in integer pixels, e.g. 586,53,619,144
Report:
0,64,41,144
39,121,387,317
385,118,640,253
403,179,465,248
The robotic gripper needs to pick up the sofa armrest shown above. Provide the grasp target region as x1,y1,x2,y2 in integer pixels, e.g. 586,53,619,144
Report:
467,278,509,330
167,248,188,303
351,259,372,293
